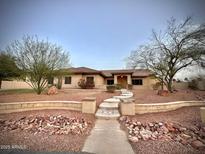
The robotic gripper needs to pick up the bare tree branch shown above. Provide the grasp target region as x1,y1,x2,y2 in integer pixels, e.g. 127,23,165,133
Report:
6,35,71,94
127,17,205,92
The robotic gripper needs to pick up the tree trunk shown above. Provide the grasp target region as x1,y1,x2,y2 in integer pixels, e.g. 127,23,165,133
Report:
167,79,173,93
161,79,164,90
0,79,2,89
37,80,42,95
161,82,164,90
57,76,62,89
37,89,41,95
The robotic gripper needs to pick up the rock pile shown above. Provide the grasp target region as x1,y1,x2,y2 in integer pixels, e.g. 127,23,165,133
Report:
119,116,205,150
47,86,58,95
157,90,169,96
0,115,90,135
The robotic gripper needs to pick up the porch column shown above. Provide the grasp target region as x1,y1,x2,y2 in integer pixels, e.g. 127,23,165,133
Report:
114,75,118,84
127,75,131,84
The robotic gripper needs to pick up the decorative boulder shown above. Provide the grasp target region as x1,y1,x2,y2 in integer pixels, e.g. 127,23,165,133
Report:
47,86,58,95
157,90,169,96
191,140,205,150
128,136,139,142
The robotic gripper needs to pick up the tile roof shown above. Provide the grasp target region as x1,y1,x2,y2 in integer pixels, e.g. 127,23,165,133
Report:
101,69,153,77
67,67,100,74
64,67,153,77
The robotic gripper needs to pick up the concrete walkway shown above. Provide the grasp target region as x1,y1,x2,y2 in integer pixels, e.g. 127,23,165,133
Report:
82,120,135,154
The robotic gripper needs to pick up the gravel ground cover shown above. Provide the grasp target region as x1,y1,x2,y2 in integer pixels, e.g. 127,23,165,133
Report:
0,89,119,106
119,107,205,154
0,110,95,152
133,89,205,104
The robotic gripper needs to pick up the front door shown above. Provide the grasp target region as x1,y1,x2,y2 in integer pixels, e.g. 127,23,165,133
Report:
117,76,128,88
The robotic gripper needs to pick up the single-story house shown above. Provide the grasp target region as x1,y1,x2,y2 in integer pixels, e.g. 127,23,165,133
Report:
1,67,157,90
49,67,157,90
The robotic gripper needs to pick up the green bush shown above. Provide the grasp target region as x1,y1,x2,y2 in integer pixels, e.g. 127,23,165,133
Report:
78,78,95,89
152,82,161,90
128,84,133,90
57,77,62,89
106,85,116,93
115,84,122,90
86,79,95,89
188,79,198,90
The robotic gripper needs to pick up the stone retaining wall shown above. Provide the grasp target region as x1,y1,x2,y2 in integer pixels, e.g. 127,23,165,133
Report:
1,80,32,89
0,99,97,114
135,101,205,114
200,107,205,123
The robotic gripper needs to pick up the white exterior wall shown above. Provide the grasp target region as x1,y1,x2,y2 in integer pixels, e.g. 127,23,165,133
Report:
93,75,105,88
61,74,82,88
114,75,118,84
60,74,105,89
1,74,158,90
82,74,105,88
132,77,157,90
1,81,32,89
127,75,131,84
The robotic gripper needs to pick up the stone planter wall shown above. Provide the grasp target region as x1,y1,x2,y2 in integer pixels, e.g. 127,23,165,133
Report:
120,102,135,115
82,97,97,114
135,101,205,114
200,107,205,123
0,98,96,114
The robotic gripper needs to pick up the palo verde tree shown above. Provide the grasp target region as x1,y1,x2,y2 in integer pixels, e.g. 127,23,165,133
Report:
6,35,70,94
127,17,205,92
0,52,20,88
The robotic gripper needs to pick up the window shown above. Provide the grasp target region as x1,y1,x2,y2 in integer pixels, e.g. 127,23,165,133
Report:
132,79,143,85
48,77,54,84
86,77,94,83
107,79,114,85
65,77,71,84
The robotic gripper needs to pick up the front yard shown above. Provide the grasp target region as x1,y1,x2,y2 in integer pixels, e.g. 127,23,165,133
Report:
120,107,205,154
1,88,204,105
0,88,119,106
132,89,205,104
0,88,204,153
0,109,95,152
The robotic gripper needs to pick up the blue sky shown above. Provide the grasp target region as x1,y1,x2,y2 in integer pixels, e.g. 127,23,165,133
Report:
0,0,205,70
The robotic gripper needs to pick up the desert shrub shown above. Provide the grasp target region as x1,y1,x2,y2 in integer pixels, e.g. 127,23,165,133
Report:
176,79,181,82
115,84,122,90
188,79,198,90
106,85,116,93
86,79,95,89
57,81,62,89
152,82,161,90
78,79,87,89
78,78,95,89
157,90,169,96
128,84,133,90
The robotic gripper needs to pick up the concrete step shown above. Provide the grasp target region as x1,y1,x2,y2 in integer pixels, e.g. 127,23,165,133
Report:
121,93,133,97
104,98,121,103
95,109,120,119
113,95,133,99
99,102,119,109
121,91,133,94
120,89,128,93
